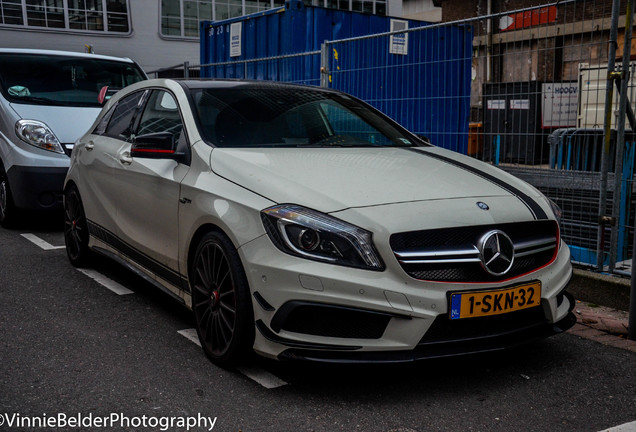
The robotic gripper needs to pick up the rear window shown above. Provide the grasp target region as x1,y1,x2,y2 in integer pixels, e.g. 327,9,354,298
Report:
0,53,146,107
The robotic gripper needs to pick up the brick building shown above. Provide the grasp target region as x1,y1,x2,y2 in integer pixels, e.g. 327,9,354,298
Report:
433,0,635,121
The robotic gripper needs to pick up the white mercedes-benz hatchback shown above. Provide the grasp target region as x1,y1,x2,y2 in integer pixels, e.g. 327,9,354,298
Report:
64,79,575,366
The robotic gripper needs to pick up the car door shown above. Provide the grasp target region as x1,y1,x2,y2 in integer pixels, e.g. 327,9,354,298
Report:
77,89,147,239
109,89,190,287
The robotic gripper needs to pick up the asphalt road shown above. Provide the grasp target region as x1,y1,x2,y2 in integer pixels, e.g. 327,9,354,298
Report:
1,216,635,432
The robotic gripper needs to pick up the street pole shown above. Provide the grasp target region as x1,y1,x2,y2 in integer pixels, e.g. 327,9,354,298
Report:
626,0,636,341
597,0,621,271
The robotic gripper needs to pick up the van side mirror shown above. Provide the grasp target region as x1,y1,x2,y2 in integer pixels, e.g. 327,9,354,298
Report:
98,86,121,105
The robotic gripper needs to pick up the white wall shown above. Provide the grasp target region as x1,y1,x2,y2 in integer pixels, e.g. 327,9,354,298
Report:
0,1,200,74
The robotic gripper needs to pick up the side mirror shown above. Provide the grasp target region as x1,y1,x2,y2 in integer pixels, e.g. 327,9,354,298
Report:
132,132,188,163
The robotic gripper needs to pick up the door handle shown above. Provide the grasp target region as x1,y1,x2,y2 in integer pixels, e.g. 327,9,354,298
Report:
85,141,95,151
119,152,133,165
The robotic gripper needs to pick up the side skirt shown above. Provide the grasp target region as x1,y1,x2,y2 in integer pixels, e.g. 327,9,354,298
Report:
92,246,191,308
86,220,192,309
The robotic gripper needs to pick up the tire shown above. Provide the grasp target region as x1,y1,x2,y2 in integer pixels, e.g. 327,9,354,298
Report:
63,185,92,267
0,164,17,228
191,231,254,367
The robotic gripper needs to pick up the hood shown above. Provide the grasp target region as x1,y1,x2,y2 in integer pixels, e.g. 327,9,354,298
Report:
10,103,102,144
210,146,548,216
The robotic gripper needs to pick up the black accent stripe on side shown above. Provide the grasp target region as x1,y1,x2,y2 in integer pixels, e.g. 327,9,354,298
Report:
87,220,189,291
404,148,548,220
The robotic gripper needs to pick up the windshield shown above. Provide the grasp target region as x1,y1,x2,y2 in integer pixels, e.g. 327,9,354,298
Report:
0,53,146,107
190,86,423,148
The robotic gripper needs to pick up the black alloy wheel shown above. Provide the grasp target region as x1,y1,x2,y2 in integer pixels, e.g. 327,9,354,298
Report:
0,165,17,228
64,185,91,267
191,231,254,367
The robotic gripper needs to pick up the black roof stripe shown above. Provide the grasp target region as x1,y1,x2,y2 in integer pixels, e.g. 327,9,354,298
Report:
403,147,548,220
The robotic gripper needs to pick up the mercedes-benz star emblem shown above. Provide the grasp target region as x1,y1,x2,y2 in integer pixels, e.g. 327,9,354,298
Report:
478,230,515,276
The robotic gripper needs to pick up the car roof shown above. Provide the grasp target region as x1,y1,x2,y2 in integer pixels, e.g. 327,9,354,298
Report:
176,78,337,93
0,48,135,63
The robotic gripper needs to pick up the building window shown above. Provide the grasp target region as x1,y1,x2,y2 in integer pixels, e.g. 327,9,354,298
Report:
311,0,385,16
160,0,284,38
0,0,130,32
0,0,23,24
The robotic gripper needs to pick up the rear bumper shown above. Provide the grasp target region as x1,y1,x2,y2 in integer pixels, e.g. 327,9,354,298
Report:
6,165,68,210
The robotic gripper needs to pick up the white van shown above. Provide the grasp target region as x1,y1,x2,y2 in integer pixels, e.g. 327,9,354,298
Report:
0,48,147,227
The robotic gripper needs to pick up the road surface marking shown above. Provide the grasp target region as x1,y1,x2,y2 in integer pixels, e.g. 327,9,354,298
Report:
178,328,201,346
599,420,636,432
236,366,288,389
77,268,134,295
21,233,65,250
178,328,288,389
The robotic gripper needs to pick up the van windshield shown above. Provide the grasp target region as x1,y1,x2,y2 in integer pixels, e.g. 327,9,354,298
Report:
0,53,146,107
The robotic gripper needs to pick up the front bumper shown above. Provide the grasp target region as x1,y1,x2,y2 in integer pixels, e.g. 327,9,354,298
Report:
239,234,575,363
6,164,68,210
277,294,576,363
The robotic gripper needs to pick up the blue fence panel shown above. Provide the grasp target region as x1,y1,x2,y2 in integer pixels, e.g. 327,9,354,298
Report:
327,24,472,153
200,0,472,153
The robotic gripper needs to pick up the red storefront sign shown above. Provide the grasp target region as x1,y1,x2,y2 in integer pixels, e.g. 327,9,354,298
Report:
500,6,557,31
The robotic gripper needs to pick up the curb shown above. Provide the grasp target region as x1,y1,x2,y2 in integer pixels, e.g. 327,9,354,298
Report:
565,268,635,352
568,268,631,311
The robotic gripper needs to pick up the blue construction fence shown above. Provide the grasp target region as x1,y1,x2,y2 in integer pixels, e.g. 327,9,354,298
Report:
199,0,473,153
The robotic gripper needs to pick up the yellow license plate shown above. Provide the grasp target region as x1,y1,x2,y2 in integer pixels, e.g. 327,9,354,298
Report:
449,281,542,320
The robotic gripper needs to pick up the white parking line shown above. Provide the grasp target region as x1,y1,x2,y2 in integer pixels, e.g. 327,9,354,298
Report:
77,268,134,295
21,233,65,250
599,421,636,432
178,328,288,389
236,366,288,389
177,328,201,347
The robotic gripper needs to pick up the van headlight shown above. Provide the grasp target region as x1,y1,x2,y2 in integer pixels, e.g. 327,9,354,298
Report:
261,204,384,271
15,120,64,154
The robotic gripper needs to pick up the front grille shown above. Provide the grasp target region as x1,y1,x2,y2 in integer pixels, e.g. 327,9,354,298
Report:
390,221,558,282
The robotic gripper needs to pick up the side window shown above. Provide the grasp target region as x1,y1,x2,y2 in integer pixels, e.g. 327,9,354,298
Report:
92,107,115,135
104,91,145,141
135,90,184,150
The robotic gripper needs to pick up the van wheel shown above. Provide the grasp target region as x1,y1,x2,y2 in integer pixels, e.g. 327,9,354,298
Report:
64,185,92,267
0,166,17,228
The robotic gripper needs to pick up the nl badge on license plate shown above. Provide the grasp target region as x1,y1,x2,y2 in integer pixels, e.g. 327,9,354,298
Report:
449,281,542,320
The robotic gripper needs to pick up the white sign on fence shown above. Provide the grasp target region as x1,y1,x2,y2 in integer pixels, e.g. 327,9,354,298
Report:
510,99,530,110
487,99,506,110
230,22,242,57
390,19,408,55
541,82,578,128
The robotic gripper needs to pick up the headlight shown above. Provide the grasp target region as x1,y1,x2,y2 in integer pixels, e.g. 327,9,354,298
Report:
15,120,64,154
261,204,384,271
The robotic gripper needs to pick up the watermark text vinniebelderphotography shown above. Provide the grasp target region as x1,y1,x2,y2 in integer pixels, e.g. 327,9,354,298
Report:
0,412,217,430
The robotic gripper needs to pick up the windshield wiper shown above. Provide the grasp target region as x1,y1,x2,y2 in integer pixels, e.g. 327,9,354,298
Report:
10,95,73,106
307,135,382,147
